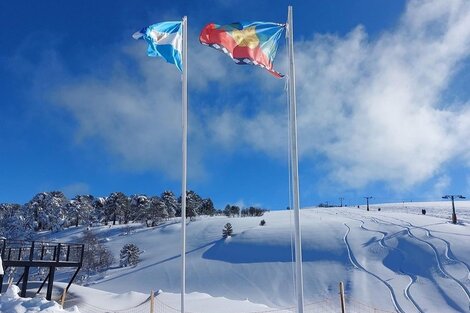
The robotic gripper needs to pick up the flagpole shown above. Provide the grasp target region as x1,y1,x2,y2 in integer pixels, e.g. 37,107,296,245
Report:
181,15,188,313
287,6,304,313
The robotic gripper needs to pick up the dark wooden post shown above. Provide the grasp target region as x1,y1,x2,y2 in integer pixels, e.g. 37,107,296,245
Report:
40,245,45,260
57,243,61,262
37,272,50,294
20,241,35,297
339,281,346,313
52,246,57,261
66,244,85,293
46,243,61,300
46,266,55,300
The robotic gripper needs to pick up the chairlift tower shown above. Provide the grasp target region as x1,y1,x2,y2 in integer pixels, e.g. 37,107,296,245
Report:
364,196,373,211
442,194,466,224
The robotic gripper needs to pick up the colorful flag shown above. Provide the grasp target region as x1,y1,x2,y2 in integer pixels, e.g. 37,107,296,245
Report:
199,22,285,78
133,21,183,71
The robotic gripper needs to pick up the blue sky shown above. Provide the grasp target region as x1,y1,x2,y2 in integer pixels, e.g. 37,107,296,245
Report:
1,0,470,210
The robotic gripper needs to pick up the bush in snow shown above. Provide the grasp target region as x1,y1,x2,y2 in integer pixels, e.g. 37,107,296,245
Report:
79,229,114,283
224,205,240,217
120,243,141,267
222,223,233,238
259,219,266,226
240,206,267,217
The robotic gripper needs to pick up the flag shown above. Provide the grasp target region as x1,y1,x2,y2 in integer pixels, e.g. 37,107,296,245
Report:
133,21,183,71
199,22,285,78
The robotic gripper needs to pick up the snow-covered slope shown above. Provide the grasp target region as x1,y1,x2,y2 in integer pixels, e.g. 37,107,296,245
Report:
13,203,470,312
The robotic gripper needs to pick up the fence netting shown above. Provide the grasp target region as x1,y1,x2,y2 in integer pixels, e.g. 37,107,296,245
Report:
66,294,396,313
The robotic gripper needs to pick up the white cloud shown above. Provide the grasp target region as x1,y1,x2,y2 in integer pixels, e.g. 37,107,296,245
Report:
53,60,185,178
61,182,90,198
47,0,470,191
431,175,451,198
50,40,232,180
298,0,470,189
209,0,470,190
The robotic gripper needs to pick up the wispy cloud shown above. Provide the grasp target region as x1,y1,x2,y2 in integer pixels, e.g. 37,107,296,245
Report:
48,40,232,180
296,0,470,189
42,0,470,192
211,0,470,191
61,182,90,198
431,175,451,199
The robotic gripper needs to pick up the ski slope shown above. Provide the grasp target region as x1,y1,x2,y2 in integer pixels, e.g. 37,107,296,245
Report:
3,202,470,312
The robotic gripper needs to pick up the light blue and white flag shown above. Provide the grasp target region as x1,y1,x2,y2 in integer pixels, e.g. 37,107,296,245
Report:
133,21,183,71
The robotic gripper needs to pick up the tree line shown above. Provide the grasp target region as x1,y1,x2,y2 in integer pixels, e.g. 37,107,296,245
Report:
0,190,268,240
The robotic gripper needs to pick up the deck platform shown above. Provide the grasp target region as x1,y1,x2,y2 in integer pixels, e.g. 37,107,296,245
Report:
0,239,84,300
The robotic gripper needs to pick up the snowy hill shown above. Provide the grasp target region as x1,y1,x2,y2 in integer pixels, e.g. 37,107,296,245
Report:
4,202,470,312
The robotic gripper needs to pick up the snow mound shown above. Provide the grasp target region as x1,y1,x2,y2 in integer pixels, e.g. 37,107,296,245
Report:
0,285,80,313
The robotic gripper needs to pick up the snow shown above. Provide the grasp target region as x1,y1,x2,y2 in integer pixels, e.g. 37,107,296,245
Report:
59,283,278,313
4,202,470,312
0,285,79,313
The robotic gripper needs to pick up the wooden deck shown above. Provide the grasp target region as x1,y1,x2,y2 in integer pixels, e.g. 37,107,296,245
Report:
0,239,84,300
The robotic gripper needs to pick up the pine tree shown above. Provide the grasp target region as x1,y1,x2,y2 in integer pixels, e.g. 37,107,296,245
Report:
92,197,106,225
69,194,95,227
105,192,129,225
131,195,150,225
24,192,68,231
0,203,34,240
222,223,233,238
161,191,178,218
146,196,166,226
199,198,216,216
119,243,141,267
47,191,69,231
223,205,231,217
178,190,203,219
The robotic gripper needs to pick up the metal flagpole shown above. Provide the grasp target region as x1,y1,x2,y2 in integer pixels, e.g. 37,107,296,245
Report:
181,15,188,313
287,6,305,313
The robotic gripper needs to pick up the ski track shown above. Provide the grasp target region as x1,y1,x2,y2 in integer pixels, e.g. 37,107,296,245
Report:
384,216,470,301
337,212,423,313
368,215,470,306
386,216,470,277
343,222,404,313
358,222,423,313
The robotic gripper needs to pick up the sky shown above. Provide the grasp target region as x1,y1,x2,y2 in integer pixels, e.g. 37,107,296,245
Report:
1,0,470,210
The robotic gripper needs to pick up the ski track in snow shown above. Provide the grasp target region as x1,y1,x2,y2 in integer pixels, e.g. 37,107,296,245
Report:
337,213,422,313
378,216,470,301
343,222,404,313
367,215,470,310
385,216,470,278
358,221,423,313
